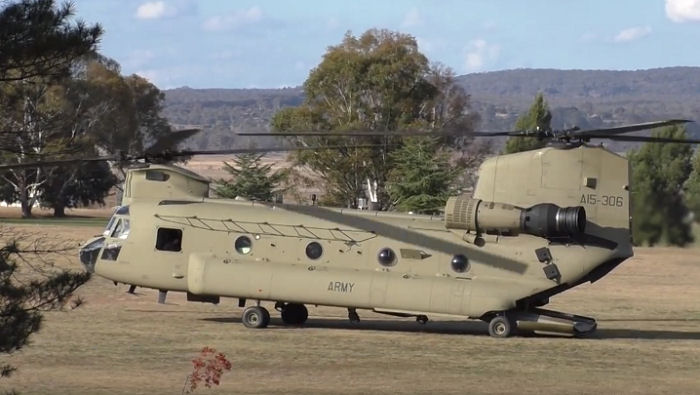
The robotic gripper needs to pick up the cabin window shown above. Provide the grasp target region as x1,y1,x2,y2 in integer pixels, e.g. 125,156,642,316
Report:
146,170,170,182
305,242,323,260
377,248,397,267
235,236,252,254
451,254,470,273
156,228,182,251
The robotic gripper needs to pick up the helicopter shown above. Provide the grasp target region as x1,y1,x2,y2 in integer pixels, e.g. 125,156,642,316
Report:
2,119,697,338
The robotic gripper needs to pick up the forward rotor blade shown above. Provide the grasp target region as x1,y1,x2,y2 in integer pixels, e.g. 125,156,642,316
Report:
175,144,395,156
0,156,120,171
237,130,521,137
145,128,201,154
585,134,700,144
0,145,392,171
573,119,692,137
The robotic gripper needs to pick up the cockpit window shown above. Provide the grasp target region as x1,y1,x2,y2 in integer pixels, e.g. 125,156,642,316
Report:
103,216,117,236
115,205,130,215
111,218,131,239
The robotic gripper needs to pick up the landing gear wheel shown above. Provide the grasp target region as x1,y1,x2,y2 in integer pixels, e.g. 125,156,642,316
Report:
280,303,308,325
242,306,270,329
416,315,429,325
488,315,513,338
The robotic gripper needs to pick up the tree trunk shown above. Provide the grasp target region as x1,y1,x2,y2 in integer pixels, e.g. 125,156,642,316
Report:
18,178,32,218
53,205,65,217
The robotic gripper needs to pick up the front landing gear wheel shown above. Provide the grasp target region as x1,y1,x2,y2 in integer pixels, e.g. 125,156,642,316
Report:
488,315,513,338
280,303,308,325
242,306,270,328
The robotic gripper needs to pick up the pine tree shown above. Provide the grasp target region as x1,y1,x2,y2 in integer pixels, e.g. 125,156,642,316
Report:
629,125,694,246
386,138,461,214
503,93,551,154
214,153,287,202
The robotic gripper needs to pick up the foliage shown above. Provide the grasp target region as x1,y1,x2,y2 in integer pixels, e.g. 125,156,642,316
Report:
271,28,477,209
503,93,551,154
629,125,694,246
214,153,287,201
183,347,232,393
0,0,103,217
0,234,91,382
0,0,102,83
38,160,117,217
684,151,700,221
387,138,462,214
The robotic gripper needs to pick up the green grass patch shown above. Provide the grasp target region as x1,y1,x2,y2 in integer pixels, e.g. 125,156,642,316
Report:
0,216,108,227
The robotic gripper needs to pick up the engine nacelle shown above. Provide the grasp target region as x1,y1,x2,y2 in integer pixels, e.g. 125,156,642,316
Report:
444,196,586,238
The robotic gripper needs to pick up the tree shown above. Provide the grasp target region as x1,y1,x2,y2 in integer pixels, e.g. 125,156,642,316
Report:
271,29,478,208
629,125,694,246
214,153,287,202
503,93,551,154
387,138,462,214
0,0,102,217
38,160,117,217
0,0,97,385
683,150,700,221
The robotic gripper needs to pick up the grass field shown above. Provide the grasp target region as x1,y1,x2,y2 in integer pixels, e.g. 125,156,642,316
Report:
2,216,700,394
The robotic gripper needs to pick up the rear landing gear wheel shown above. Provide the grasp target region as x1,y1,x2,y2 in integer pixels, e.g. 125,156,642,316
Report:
416,315,428,324
280,303,308,325
242,306,270,328
488,315,513,338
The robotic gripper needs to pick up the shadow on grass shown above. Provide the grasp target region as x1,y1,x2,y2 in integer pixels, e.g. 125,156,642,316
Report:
201,315,700,340
202,316,488,336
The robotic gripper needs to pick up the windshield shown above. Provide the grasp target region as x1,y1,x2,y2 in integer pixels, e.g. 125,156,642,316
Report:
111,218,131,239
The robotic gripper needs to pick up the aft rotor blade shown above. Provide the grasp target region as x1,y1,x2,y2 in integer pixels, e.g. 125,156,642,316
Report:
573,119,692,137
586,134,700,144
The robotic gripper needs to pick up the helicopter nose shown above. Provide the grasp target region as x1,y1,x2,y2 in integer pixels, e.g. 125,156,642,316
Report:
79,236,105,273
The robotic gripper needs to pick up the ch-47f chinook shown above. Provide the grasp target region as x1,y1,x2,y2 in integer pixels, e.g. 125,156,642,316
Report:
3,120,695,338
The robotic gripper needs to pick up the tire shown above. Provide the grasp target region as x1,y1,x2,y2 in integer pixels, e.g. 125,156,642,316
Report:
488,315,513,338
281,303,308,325
242,306,270,329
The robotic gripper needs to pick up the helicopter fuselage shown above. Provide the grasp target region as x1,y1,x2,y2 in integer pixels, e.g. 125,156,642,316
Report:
80,144,633,336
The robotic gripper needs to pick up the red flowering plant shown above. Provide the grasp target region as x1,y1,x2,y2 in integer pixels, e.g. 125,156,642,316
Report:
183,347,233,393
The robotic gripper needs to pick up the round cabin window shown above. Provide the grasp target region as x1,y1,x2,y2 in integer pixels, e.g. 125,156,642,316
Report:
451,254,469,273
377,248,397,267
305,242,323,260
235,236,252,254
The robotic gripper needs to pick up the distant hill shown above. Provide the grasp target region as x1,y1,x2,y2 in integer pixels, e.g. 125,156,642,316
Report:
164,67,700,150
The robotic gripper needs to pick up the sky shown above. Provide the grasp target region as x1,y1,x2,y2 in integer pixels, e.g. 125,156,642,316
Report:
71,0,700,89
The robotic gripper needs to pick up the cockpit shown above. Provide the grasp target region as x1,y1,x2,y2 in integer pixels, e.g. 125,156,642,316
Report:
79,205,130,272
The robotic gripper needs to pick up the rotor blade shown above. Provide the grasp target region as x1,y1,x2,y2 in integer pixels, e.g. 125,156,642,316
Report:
0,145,392,171
584,134,700,144
0,156,120,171
573,119,692,137
237,130,523,137
145,128,201,154
174,144,395,156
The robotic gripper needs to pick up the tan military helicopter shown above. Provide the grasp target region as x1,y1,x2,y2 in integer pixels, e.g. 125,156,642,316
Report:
2,120,696,337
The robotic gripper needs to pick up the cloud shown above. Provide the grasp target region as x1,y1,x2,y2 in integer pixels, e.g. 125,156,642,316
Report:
401,8,423,28
463,39,500,72
666,0,700,22
134,0,196,20
202,6,263,31
613,26,652,43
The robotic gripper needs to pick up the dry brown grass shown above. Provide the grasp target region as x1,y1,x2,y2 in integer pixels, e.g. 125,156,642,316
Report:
2,220,700,394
